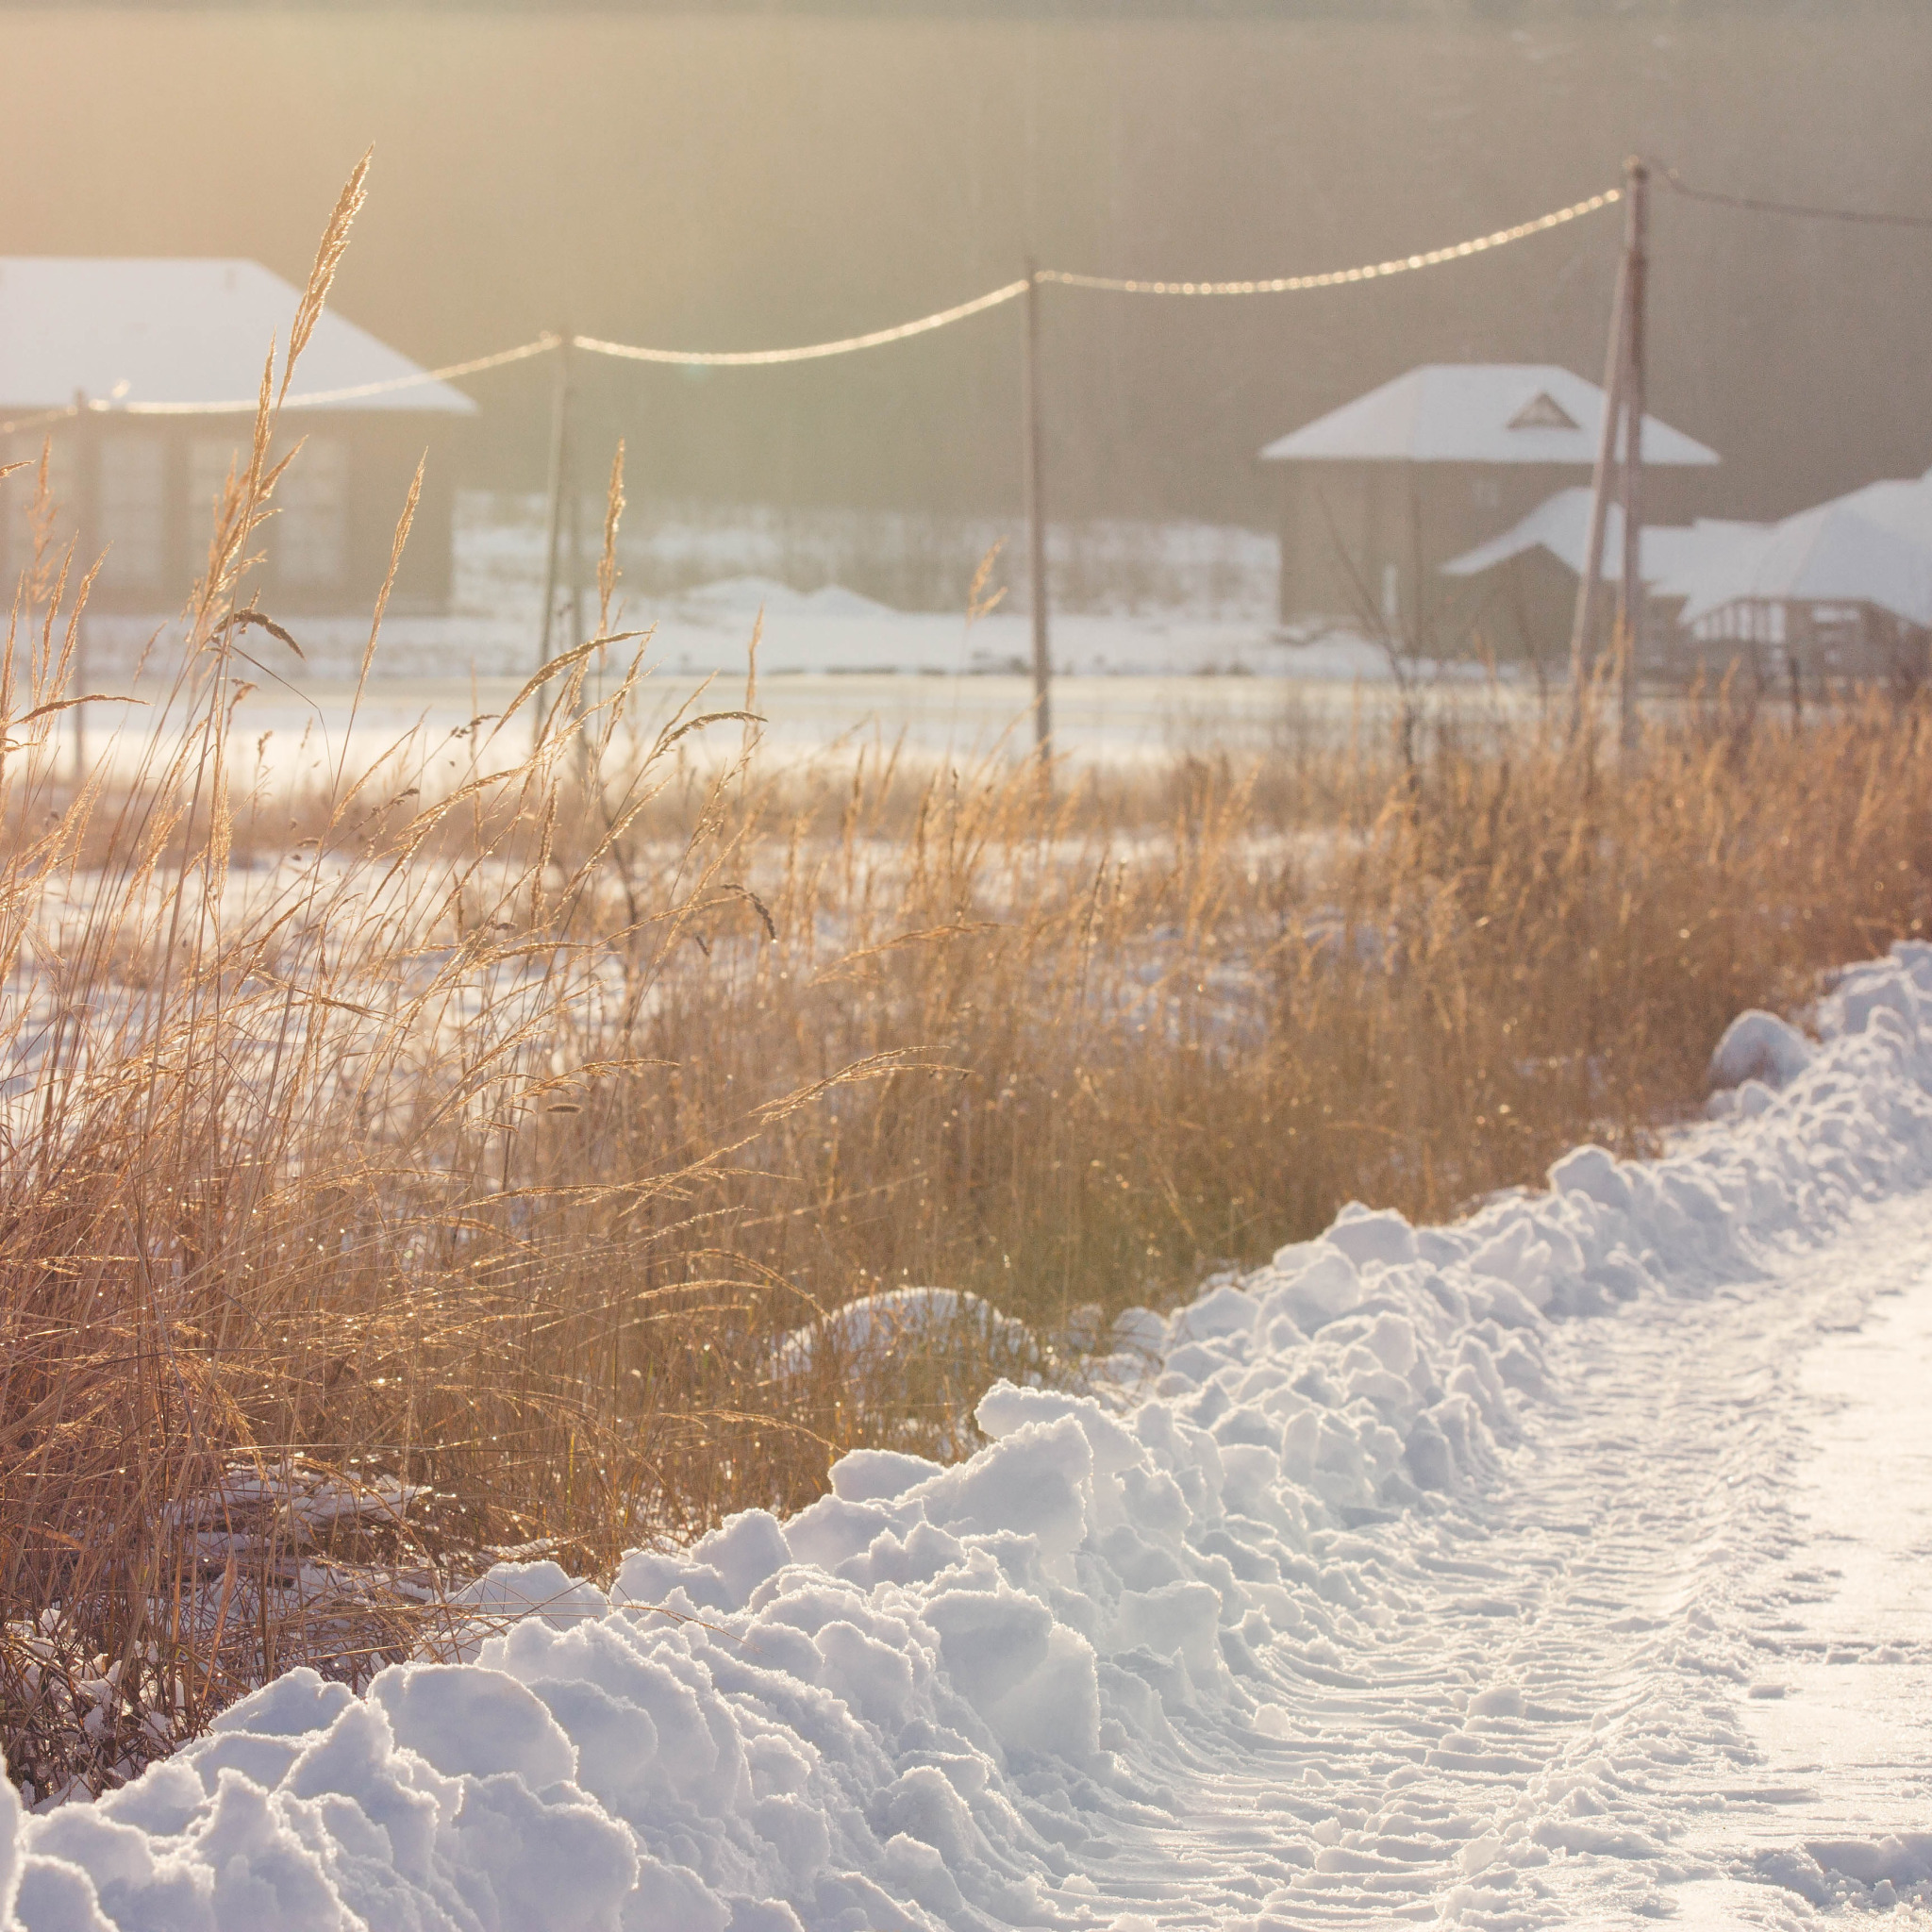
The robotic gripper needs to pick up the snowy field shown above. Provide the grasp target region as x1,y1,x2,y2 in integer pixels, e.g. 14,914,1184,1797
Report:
74,501,1542,774
62,671,1541,792
83,602,1401,693
83,501,1327,695
6,951,1932,1927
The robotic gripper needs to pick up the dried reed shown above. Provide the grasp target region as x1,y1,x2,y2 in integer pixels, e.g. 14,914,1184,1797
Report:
5,169,1931,1802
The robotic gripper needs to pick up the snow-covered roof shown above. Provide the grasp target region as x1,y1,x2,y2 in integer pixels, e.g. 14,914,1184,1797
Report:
1441,486,1765,584
1661,499,1932,628
1259,364,1718,468
1453,466,1932,627
1829,469,1932,551
0,258,475,414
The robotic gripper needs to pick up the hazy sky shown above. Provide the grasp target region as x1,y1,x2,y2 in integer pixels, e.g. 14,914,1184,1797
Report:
4,2,1925,525
0,2,1865,14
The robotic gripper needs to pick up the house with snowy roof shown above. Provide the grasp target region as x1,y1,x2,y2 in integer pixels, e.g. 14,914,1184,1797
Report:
1654,479,1932,691
1441,470,1932,687
0,258,475,616
1259,363,1720,646
1440,488,1766,665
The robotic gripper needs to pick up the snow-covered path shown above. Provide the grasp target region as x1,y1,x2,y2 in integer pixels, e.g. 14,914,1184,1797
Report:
6,956,1932,1931
1674,1199,1932,1924
1041,1189,1932,1929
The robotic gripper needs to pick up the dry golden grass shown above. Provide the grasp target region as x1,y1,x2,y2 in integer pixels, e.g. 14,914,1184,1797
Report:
5,168,1932,1799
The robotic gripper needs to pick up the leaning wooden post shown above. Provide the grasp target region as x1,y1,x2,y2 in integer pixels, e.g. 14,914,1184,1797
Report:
1021,260,1053,763
72,390,94,781
1568,226,1632,734
535,331,573,754
1615,156,1650,753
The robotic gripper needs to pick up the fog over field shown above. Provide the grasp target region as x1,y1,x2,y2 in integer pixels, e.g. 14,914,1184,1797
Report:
3,1,1927,530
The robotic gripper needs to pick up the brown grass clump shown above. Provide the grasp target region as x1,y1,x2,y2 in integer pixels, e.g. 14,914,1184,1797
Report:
603,680,1932,1358
5,168,1932,1800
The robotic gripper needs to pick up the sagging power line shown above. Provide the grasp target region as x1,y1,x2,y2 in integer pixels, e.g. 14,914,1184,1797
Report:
16,161,1932,767
1660,168,1932,231
77,184,1631,418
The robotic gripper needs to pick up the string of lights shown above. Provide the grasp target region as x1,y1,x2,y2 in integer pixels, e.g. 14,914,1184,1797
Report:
6,184,1629,419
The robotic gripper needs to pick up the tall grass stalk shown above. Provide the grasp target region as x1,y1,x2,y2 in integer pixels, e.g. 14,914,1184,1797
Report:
6,171,1932,1800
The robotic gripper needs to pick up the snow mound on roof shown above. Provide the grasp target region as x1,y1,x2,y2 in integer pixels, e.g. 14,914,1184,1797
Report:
1441,487,1769,586
12,943,1932,1928
1668,500,1932,628
0,257,475,414
1259,363,1719,468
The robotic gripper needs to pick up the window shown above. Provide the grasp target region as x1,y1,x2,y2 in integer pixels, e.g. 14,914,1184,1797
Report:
97,433,166,591
1,433,79,589
1507,391,1580,432
276,437,349,589
186,439,243,582
186,435,350,591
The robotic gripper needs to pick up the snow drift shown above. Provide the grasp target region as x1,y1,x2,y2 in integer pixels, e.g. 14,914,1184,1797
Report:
10,945,1932,1930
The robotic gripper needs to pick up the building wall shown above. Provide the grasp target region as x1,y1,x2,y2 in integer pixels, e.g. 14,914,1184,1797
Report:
1683,602,1931,697
0,412,461,618
334,415,462,617
1452,548,1586,669
1276,458,1712,649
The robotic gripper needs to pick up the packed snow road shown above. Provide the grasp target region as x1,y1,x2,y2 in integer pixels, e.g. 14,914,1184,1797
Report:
5,952,1932,1931
956,1184,1932,1930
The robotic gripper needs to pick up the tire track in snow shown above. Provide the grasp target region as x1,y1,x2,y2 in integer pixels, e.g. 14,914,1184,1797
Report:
1104,1190,1932,1929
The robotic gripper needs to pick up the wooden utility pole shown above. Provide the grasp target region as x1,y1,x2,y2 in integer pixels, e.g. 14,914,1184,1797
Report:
1569,222,1632,721
1021,260,1052,761
1615,157,1650,750
535,332,573,752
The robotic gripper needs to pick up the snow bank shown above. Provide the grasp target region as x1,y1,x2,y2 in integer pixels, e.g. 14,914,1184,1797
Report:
12,943,1932,1930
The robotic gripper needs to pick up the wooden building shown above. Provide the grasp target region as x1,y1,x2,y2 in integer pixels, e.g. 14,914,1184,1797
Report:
1258,364,1719,646
0,258,475,616
1665,495,1932,694
1441,487,1767,667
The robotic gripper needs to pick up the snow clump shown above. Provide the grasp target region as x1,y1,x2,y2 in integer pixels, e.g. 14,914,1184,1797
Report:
1707,1008,1813,1094
8,943,1932,1929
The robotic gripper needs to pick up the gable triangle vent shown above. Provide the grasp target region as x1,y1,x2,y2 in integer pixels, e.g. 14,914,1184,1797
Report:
1508,391,1581,431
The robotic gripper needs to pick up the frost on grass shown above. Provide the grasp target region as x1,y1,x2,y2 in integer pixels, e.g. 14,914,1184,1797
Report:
12,942,1932,1928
